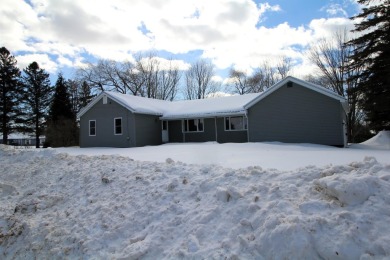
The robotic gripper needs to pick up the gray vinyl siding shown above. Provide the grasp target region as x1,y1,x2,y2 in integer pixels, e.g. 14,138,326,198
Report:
133,114,162,147
79,97,134,147
168,118,247,143
183,118,216,142
248,82,345,146
168,118,217,143
216,117,247,143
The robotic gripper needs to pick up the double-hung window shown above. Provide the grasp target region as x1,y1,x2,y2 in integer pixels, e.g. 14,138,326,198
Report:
183,119,204,132
114,117,122,135
225,116,247,131
89,120,96,136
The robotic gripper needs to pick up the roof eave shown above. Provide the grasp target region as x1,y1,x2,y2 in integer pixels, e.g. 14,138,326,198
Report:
160,110,247,120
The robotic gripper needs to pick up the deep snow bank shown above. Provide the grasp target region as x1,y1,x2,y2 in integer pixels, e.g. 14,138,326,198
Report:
360,130,390,150
1,145,390,259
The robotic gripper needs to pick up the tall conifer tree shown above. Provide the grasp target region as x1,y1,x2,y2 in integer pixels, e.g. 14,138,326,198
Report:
79,81,94,109
0,47,23,144
21,62,52,148
46,73,78,147
347,0,390,131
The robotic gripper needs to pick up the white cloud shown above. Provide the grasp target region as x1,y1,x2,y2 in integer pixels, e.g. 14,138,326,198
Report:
0,0,361,81
323,3,349,17
16,53,58,73
309,17,355,41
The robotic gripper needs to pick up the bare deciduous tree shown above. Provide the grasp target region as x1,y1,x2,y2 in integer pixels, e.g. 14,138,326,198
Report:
308,28,365,142
76,53,181,100
228,56,292,95
156,60,181,101
228,69,252,95
185,59,220,100
276,56,292,79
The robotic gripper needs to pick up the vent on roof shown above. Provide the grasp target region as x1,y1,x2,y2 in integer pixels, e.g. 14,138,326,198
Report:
103,95,107,104
287,81,293,88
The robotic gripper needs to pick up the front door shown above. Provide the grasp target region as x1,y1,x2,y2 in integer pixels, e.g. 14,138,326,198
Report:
162,121,169,143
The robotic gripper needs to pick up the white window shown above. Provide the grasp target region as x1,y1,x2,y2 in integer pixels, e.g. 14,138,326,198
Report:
114,117,122,135
225,116,247,131
103,95,107,104
89,120,96,136
183,119,204,132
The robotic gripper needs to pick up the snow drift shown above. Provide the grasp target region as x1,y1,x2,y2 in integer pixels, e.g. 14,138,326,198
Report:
360,130,390,150
1,145,390,259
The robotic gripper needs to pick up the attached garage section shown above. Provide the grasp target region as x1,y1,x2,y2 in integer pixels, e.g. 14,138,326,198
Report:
247,82,346,146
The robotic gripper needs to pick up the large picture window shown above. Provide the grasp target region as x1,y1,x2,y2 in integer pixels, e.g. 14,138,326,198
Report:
225,116,247,131
183,119,204,132
114,117,122,135
89,120,96,136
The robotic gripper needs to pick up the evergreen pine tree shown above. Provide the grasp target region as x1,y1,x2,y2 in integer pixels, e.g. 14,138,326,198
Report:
46,73,78,147
0,47,23,144
67,79,81,115
79,81,95,109
21,62,52,148
347,0,390,132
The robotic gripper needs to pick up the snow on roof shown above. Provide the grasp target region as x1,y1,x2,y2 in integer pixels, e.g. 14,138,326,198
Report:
106,91,167,115
77,76,347,119
162,93,261,119
100,91,261,119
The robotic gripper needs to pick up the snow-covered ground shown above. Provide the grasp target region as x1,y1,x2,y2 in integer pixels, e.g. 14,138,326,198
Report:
1,132,390,259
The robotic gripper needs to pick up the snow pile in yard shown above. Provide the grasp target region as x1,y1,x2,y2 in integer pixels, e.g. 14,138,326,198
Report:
360,130,390,149
1,145,390,259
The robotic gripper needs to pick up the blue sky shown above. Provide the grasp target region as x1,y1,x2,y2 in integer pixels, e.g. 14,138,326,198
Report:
0,0,361,85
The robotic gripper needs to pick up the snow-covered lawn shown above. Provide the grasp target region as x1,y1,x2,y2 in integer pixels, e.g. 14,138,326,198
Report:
57,141,390,171
1,132,390,259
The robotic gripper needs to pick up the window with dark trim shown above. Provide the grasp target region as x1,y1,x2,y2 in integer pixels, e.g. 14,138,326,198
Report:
89,120,96,136
225,116,247,131
183,119,204,132
114,117,122,135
